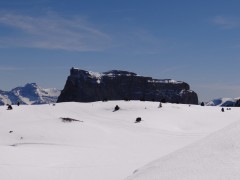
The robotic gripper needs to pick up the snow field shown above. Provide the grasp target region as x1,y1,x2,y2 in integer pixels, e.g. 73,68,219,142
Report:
126,116,240,180
0,101,239,180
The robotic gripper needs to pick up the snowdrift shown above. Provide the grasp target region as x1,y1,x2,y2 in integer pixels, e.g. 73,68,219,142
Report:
126,114,240,180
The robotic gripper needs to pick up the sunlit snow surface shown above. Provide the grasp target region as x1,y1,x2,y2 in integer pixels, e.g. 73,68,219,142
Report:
126,114,240,180
0,101,239,180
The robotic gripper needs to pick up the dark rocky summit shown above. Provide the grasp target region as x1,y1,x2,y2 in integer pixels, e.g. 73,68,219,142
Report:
57,68,198,104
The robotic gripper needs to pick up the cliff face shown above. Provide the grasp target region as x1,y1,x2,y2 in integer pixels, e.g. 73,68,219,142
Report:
57,68,198,104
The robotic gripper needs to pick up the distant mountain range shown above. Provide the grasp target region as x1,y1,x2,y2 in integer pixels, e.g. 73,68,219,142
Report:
0,83,60,105
206,97,240,107
1,81,239,107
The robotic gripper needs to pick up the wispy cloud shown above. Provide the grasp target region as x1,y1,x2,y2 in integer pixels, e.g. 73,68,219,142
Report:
160,65,188,74
194,83,240,92
212,16,239,29
192,82,240,101
0,66,70,71
0,12,111,51
116,29,164,55
0,67,19,71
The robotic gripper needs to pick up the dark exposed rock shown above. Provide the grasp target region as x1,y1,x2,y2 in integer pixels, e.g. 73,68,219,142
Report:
114,105,120,111
135,117,142,123
235,99,240,107
60,117,83,123
57,68,198,104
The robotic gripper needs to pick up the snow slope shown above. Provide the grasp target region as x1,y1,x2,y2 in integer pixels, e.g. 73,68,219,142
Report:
125,115,240,180
0,101,239,180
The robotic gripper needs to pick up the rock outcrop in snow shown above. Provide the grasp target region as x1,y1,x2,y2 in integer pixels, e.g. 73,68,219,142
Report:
0,83,60,105
57,68,198,104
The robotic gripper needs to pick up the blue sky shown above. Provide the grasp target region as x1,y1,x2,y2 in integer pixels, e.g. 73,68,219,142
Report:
0,0,240,101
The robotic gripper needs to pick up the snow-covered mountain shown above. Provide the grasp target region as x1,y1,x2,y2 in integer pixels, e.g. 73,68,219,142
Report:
0,83,60,105
206,97,240,107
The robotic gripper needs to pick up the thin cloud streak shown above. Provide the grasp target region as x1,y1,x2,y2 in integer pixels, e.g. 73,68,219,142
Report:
160,65,188,74
212,16,239,29
0,66,70,71
193,83,240,101
118,29,164,55
0,67,19,71
194,83,240,91
0,12,112,51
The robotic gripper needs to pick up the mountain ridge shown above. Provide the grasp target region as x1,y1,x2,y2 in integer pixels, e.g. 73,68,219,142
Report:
206,97,240,107
0,83,60,105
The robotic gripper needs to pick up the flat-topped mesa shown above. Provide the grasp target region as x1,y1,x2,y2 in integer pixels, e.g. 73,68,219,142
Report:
57,68,198,104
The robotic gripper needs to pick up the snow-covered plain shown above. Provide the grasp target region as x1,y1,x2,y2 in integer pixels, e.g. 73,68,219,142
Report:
0,101,239,180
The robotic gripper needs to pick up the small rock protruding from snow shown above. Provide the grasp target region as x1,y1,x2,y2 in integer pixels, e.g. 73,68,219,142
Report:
114,105,120,112
135,117,142,123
